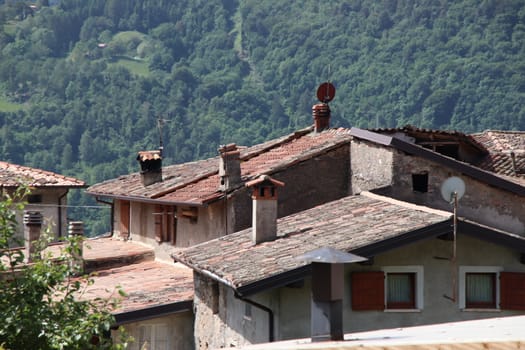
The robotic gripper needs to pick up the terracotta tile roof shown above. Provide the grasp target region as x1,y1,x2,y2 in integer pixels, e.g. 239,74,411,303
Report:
0,237,194,317
172,192,451,292
0,161,86,188
87,127,352,205
79,237,193,314
471,131,525,184
80,260,193,315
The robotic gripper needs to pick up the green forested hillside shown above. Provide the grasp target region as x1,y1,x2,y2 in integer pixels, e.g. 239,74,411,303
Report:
0,0,524,234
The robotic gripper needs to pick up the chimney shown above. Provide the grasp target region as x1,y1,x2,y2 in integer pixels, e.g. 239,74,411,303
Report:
68,221,84,274
313,82,335,132
296,247,367,342
23,211,42,263
218,143,241,191
245,175,284,244
137,150,162,186
312,103,330,132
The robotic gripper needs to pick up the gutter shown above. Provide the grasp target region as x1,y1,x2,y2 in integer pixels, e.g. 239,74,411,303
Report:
235,293,274,342
173,254,276,341
86,192,207,207
58,190,68,238
113,300,193,326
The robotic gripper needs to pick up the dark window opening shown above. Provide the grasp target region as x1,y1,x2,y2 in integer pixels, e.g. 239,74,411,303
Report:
436,144,459,160
27,194,42,203
244,304,252,320
412,172,429,193
211,281,220,314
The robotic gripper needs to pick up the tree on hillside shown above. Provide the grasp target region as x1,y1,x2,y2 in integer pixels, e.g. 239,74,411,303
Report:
0,187,129,350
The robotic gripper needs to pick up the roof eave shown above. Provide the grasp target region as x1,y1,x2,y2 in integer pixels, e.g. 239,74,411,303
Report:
113,300,193,326
230,219,454,297
86,192,207,207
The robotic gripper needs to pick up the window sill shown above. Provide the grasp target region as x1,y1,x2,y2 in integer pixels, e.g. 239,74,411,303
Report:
384,309,422,313
461,308,501,312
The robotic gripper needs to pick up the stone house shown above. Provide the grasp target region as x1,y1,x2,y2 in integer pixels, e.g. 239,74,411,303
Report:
86,105,525,349
86,125,354,261
349,127,525,234
0,161,86,243
173,189,525,348
166,123,525,349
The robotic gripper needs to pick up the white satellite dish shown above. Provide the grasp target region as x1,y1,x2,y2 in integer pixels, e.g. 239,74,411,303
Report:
440,176,465,304
440,176,466,203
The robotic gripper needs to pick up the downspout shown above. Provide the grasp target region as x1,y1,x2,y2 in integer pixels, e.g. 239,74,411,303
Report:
234,293,274,342
96,197,114,236
58,190,68,238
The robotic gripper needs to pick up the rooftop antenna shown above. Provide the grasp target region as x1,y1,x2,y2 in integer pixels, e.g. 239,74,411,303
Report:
440,176,466,303
157,117,170,157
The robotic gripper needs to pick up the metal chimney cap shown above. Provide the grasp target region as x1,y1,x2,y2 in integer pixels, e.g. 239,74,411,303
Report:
296,247,367,264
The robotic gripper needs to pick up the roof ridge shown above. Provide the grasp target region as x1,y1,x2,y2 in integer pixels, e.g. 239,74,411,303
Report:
360,191,452,217
239,126,314,161
0,161,85,186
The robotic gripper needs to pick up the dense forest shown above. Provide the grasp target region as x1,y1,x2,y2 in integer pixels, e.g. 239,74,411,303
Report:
0,0,524,234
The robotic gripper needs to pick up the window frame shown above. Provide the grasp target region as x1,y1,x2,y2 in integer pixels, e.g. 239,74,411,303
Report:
459,266,502,310
382,266,424,311
137,323,170,350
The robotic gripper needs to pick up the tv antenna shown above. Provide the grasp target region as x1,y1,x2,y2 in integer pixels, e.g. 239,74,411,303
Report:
157,117,170,156
440,176,466,303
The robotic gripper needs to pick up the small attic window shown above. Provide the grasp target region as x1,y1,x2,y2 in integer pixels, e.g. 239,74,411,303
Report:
412,172,428,193
27,194,42,203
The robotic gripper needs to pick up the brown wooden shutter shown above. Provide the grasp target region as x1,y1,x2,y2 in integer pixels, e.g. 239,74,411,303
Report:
154,205,162,242
500,272,525,310
351,271,385,310
119,200,130,237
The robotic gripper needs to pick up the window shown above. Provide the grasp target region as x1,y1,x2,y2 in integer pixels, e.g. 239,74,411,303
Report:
465,273,496,308
154,205,176,244
351,266,423,311
137,324,169,350
386,273,415,309
384,266,423,310
27,194,42,203
459,266,501,310
412,172,428,193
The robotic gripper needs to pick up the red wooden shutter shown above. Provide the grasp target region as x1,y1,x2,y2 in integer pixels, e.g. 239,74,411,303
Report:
500,272,525,310
351,271,385,310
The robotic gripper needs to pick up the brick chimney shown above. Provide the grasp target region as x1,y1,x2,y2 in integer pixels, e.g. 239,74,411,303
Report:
218,143,241,191
246,175,284,244
23,211,42,262
312,103,330,132
137,150,162,186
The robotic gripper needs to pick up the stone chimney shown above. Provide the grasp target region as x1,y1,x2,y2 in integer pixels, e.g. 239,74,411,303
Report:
245,175,284,244
312,103,330,132
68,221,84,274
137,150,162,186
218,143,241,191
23,211,42,263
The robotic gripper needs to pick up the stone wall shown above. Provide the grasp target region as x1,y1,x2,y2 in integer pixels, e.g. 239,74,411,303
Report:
193,273,275,349
349,139,525,235
389,150,525,235
350,139,394,194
